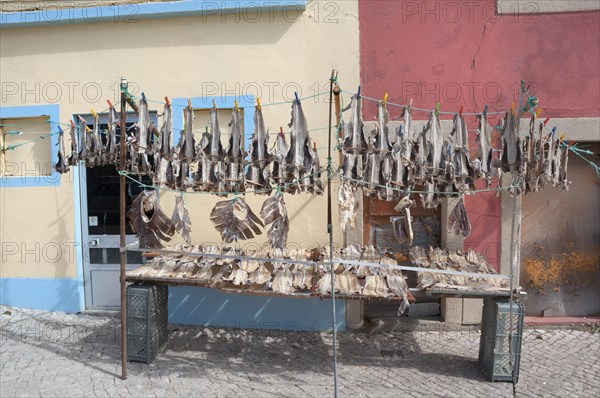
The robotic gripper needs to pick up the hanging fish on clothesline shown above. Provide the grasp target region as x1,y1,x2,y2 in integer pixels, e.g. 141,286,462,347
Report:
285,96,313,193
271,127,288,188
154,100,172,188
77,116,91,167
341,92,367,183
226,103,246,193
338,181,358,231
104,103,119,166
133,95,153,175
447,197,471,238
173,104,196,190
246,99,272,193
307,142,325,195
450,109,472,192
210,197,263,243
54,127,68,174
171,195,192,244
475,105,492,186
392,195,414,245
127,190,175,249
67,121,79,166
260,192,289,249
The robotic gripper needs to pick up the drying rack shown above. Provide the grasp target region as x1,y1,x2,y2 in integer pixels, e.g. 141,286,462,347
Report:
114,75,526,396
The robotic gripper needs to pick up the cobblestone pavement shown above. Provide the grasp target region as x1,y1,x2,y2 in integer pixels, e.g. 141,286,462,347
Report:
1,305,598,398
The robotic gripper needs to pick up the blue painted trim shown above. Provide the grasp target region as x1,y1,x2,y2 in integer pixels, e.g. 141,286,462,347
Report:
0,104,61,188
1,0,306,28
72,163,87,311
172,95,255,150
0,278,84,313
168,286,345,331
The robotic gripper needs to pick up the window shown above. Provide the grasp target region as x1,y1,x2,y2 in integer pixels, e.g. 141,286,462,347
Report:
0,0,307,27
0,105,60,187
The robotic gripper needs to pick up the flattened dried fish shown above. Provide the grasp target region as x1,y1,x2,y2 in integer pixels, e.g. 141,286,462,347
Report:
134,96,153,174
272,266,295,294
476,106,492,184
127,190,175,248
67,121,79,166
104,105,119,165
272,129,288,187
286,99,313,193
226,107,245,193
307,142,325,195
54,127,68,174
260,193,289,249
392,195,414,245
338,181,358,231
171,195,192,244
210,197,263,243
246,104,271,193
447,197,471,237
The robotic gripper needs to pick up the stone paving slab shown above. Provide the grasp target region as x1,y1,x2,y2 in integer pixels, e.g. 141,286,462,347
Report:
1,305,599,397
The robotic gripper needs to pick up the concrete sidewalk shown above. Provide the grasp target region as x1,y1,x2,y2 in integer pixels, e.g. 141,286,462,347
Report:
1,305,598,397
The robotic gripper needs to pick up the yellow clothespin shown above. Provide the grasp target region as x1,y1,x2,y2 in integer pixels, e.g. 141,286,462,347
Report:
510,102,515,115
256,97,261,110
382,92,388,105
90,108,98,119
212,99,217,109
234,99,239,111
559,133,566,141
435,102,440,116
536,108,542,117
187,99,192,109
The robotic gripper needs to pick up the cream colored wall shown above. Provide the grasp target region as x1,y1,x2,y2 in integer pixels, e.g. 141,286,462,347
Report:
0,0,360,277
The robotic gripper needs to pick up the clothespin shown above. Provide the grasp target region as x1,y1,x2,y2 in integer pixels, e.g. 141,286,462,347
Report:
483,104,488,115
536,108,542,117
550,126,557,137
256,97,261,110
188,99,193,109
57,126,64,135
141,92,146,101
212,99,217,109
69,120,75,129
459,106,464,118
313,142,317,151
382,92,388,105
90,108,98,119
279,126,284,136
106,100,114,109
234,99,239,111
435,102,440,116
543,118,550,126
294,92,300,105
510,102,515,115
164,96,170,106
357,85,361,96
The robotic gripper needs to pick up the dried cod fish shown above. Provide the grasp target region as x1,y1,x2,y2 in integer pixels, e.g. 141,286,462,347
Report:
286,99,313,193
171,195,192,244
134,96,153,174
246,104,271,193
307,142,325,194
341,94,367,182
210,197,263,243
55,128,69,174
127,190,176,248
104,105,119,165
392,195,414,245
272,129,289,187
67,121,79,166
272,266,295,294
260,193,289,249
476,106,492,184
226,107,245,193
447,197,471,237
338,181,358,231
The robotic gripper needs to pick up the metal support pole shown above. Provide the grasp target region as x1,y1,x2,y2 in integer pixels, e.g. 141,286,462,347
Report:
327,69,339,398
119,77,128,380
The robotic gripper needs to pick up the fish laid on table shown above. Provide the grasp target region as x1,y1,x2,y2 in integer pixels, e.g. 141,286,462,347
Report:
246,103,272,193
127,190,176,249
54,128,68,174
171,195,192,244
447,197,471,237
210,197,263,243
292,264,313,290
271,265,295,294
285,98,313,193
260,193,289,249
226,106,246,193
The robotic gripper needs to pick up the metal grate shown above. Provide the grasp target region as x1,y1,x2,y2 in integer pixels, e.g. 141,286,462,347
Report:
126,284,168,363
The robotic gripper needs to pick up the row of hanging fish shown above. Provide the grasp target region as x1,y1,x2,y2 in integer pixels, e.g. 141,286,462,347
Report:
409,246,508,291
55,97,325,197
126,244,412,307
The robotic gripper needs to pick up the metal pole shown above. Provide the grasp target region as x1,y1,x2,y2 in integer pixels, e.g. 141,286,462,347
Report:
119,77,128,380
327,69,339,398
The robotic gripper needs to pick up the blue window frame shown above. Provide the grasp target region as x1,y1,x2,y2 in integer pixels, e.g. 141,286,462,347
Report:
0,0,306,28
0,104,61,188
172,95,255,150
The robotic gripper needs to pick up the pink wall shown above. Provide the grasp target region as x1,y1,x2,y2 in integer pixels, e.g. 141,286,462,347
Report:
359,0,600,269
